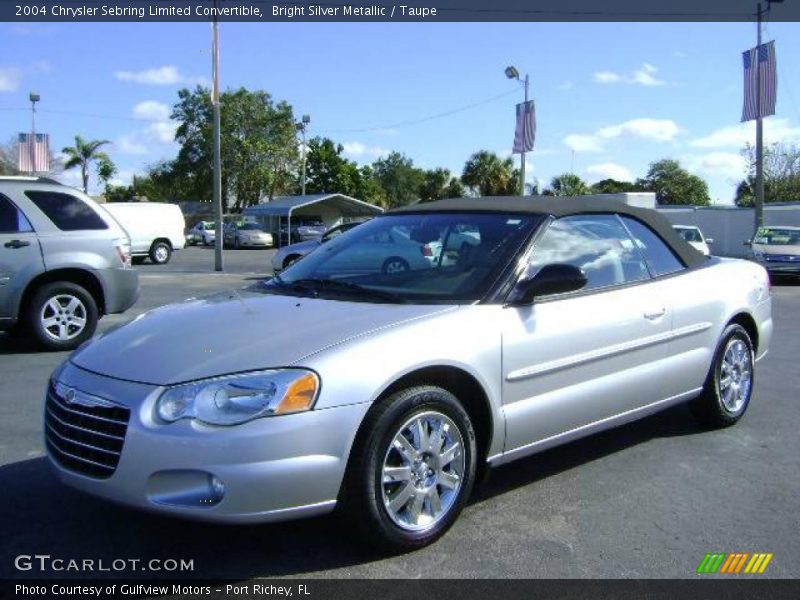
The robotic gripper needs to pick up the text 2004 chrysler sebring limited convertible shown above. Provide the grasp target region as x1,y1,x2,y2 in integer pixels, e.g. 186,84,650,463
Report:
45,197,772,550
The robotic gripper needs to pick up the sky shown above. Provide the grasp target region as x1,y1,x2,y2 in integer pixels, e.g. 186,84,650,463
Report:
2,20,800,203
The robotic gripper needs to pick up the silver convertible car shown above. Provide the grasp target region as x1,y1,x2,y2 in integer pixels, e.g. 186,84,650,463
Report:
44,197,772,550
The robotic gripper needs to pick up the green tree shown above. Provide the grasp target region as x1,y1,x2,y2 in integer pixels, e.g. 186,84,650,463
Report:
543,173,589,196
371,152,425,208
461,151,518,196
0,137,20,175
636,159,710,206
61,136,110,193
353,165,389,207
735,142,800,206
95,157,117,195
170,86,299,207
419,168,464,202
303,137,362,195
589,178,642,194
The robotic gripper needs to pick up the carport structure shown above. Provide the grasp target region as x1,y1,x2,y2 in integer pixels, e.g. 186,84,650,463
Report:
242,194,384,246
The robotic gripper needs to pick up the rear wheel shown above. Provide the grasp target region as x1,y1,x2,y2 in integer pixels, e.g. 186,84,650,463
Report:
690,323,755,427
26,282,98,351
149,241,172,265
283,255,301,269
341,386,476,551
382,257,410,275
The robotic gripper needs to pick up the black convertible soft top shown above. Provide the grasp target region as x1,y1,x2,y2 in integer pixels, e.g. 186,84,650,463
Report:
389,195,707,268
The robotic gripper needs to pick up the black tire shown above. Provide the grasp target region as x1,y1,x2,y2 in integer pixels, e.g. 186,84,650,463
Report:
283,255,301,269
381,257,410,275
26,282,98,351
131,256,146,265
341,385,477,551
149,241,172,265
690,323,755,428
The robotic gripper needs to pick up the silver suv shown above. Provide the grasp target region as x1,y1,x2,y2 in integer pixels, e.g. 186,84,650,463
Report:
0,177,139,350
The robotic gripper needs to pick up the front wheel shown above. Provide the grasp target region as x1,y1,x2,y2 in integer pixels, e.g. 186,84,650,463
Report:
26,282,98,351
690,323,755,428
382,257,410,275
341,386,477,551
149,241,172,265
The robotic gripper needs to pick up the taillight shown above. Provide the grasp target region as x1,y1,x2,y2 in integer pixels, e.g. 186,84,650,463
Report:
113,238,132,268
421,244,433,257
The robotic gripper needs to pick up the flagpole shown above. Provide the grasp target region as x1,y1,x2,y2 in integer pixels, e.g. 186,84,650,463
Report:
521,74,529,196
755,1,764,232
29,92,39,175
211,2,224,272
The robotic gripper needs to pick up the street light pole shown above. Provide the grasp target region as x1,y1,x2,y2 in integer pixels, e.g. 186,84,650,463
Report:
297,114,310,196
521,73,529,196
755,1,765,232
29,92,40,175
211,3,223,272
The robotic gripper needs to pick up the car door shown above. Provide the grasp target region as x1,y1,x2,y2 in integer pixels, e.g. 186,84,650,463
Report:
0,194,43,320
501,214,674,454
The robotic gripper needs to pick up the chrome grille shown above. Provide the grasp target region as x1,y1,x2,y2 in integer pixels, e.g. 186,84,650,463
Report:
45,382,129,479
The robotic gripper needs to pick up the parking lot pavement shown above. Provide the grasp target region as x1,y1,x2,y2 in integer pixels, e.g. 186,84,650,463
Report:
139,244,277,274
0,257,798,579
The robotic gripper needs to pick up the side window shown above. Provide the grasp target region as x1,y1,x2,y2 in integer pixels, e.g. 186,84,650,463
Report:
528,214,650,292
0,195,34,234
25,190,108,231
621,217,685,277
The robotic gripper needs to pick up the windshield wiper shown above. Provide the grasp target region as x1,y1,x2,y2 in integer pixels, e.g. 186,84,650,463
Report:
289,278,407,304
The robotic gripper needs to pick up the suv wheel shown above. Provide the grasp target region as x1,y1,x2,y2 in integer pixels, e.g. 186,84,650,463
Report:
27,282,98,351
149,241,172,265
341,386,477,551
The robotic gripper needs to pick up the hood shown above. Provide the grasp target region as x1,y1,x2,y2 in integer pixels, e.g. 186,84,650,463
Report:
71,289,453,385
279,239,319,254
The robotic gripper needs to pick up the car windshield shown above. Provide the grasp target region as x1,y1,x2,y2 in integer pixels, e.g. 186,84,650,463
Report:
754,227,800,246
675,227,702,242
261,212,541,304
203,223,215,230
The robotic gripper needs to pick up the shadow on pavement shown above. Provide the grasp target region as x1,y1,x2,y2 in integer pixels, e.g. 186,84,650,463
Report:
0,403,704,580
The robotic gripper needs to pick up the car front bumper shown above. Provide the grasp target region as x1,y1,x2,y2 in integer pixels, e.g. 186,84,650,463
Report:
238,238,272,247
758,260,800,273
45,361,369,523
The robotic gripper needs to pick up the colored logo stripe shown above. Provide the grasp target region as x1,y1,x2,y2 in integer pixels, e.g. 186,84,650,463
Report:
697,553,773,574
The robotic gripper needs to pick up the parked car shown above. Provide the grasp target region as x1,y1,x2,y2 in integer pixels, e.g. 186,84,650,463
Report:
102,202,186,265
223,222,274,249
0,176,139,350
280,218,327,245
271,220,368,273
747,225,800,274
673,224,713,256
45,197,771,550
187,221,216,246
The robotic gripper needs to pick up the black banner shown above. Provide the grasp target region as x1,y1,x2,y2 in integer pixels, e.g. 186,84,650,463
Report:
2,0,800,23
4,579,800,600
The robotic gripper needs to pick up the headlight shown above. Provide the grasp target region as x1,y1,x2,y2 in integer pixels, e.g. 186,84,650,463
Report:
155,369,319,426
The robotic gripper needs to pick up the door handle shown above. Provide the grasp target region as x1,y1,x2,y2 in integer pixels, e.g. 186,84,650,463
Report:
644,308,666,320
4,239,31,249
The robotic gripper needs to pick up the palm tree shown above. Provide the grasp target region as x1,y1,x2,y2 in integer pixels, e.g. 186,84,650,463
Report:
461,151,518,196
61,136,111,193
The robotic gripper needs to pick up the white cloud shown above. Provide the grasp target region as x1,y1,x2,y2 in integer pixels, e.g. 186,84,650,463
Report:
564,118,680,153
114,65,199,86
563,134,604,153
593,71,622,84
0,67,21,92
690,118,800,149
145,121,178,144
683,152,748,181
110,169,135,187
114,135,148,155
341,142,390,160
132,100,170,121
558,80,575,90
593,63,667,87
597,118,680,142
586,163,634,182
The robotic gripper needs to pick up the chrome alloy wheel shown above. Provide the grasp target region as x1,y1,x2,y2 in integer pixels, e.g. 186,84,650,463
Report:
154,245,169,263
40,294,87,341
381,411,465,531
719,337,753,413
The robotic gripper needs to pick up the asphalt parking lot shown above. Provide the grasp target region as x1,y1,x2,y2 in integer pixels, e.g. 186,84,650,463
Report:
1,247,798,579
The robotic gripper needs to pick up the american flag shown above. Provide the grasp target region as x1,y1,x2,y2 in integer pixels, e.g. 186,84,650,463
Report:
17,133,51,173
512,100,535,154
742,41,777,122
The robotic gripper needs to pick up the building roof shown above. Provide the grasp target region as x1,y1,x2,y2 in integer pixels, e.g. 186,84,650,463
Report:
389,195,707,268
242,193,383,218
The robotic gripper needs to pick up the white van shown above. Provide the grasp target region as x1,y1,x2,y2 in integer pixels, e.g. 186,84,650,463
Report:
102,202,186,264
